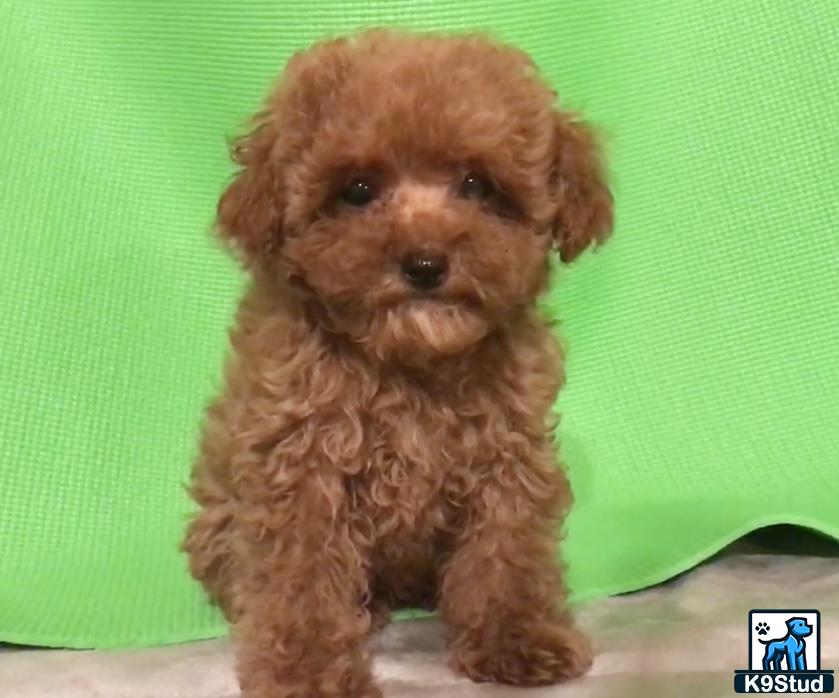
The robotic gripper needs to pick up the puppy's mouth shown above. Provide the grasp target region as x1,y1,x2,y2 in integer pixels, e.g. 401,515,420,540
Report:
369,295,490,362
294,271,491,363
398,296,477,319
393,293,483,317
381,274,486,312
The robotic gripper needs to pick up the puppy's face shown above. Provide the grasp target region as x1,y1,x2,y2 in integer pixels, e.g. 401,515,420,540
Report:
219,32,612,362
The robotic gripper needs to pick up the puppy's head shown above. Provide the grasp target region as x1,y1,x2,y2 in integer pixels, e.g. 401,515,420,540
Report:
219,30,612,363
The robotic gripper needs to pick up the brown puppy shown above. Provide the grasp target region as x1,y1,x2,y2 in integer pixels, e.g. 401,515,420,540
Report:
184,29,612,698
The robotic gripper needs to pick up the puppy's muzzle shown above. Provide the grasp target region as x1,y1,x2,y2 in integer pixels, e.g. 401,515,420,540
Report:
401,250,448,291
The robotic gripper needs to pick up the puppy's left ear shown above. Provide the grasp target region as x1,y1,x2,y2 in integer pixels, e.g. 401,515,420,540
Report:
551,113,614,263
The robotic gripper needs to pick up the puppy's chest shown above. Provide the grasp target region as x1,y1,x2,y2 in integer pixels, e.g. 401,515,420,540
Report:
345,399,491,539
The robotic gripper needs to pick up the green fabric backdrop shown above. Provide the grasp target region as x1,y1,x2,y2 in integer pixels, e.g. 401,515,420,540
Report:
1,0,838,648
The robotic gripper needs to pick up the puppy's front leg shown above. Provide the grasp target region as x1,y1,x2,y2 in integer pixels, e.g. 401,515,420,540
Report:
233,473,379,698
440,463,592,686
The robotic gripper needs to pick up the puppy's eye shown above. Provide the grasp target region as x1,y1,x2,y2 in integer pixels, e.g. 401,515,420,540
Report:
339,177,378,207
458,172,493,201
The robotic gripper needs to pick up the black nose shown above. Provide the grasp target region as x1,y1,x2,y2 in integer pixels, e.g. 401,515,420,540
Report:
401,251,449,290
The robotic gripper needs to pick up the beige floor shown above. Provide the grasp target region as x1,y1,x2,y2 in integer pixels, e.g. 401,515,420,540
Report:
4,535,839,698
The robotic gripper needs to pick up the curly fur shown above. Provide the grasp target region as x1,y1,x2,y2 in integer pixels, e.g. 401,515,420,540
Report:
183,29,613,698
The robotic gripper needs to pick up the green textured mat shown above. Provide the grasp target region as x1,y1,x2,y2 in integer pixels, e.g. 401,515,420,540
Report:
2,1,838,649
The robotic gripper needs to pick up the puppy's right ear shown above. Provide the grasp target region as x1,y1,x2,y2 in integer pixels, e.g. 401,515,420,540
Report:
217,114,284,258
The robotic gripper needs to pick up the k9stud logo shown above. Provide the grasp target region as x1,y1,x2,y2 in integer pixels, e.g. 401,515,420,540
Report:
734,610,834,693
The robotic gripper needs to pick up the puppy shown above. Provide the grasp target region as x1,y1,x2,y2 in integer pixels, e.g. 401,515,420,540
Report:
184,29,612,698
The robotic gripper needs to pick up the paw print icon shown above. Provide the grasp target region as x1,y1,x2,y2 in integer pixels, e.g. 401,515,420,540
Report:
755,622,770,636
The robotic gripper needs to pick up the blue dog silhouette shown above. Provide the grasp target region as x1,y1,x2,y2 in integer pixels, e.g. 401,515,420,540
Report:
761,617,812,671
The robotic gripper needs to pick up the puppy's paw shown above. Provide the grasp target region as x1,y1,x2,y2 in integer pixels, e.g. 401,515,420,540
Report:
450,621,593,686
240,663,382,698
241,679,382,698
